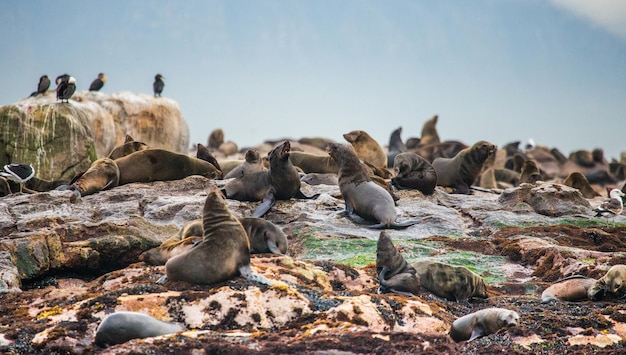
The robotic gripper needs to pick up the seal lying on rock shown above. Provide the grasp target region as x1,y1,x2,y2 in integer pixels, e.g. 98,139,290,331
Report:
94,311,184,347
413,260,488,302
375,231,420,296
432,140,496,194
107,134,149,160
390,152,437,195
69,158,120,198
158,185,270,285
326,142,417,229
222,141,319,218
449,308,520,342
224,148,264,179
541,275,596,303
588,264,626,301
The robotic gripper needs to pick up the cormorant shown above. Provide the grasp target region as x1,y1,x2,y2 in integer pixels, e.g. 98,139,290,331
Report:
30,75,50,97
0,164,35,193
153,74,164,97
89,73,107,91
57,76,77,103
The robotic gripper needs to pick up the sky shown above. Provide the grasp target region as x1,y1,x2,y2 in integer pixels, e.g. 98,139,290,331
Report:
1,0,625,160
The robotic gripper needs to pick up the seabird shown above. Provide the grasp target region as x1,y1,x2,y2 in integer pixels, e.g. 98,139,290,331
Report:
0,164,35,193
153,74,164,97
89,73,107,91
30,75,50,97
57,76,77,103
593,188,625,227
55,74,70,86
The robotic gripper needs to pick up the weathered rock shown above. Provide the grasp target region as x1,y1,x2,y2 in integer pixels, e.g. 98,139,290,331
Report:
498,182,592,217
0,91,189,180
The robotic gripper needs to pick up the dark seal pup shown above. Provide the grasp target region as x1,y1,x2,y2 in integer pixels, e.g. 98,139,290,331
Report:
95,311,183,347
326,142,417,229
412,260,488,302
222,141,319,218
432,140,496,194
391,152,437,195
158,185,270,285
449,308,520,342
376,231,420,296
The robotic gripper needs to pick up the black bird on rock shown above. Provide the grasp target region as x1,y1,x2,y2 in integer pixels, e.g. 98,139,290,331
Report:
56,76,76,103
153,74,164,97
89,73,107,91
0,164,35,193
30,75,50,97
55,74,70,86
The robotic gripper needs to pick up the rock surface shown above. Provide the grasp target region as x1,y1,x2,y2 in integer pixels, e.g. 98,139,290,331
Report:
0,91,189,180
1,178,626,354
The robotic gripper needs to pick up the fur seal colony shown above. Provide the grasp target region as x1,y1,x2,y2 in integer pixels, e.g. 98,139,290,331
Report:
449,308,520,342
94,311,183,347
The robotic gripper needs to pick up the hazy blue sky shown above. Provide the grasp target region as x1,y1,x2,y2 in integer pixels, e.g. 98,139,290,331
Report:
1,1,625,159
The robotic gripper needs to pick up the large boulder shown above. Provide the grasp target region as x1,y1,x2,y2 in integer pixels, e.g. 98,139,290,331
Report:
0,91,189,180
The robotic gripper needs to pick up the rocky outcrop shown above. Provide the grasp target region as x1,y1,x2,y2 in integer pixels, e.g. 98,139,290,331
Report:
0,91,189,180
498,182,591,217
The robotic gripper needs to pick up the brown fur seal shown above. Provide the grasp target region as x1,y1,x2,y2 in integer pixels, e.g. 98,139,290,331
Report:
432,141,496,194
298,137,337,151
107,135,149,160
224,149,264,179
494,168,520,187
158,185,269,285
69,158,120,197
288,151,338,174
519,160,543,184
217,159,245,177
326,142,416,229
563,172,601,198
588,264,626,301
300,173,338,186
195,143,222,173
449,308,520,342
412,260,488,302
222,141,319,218
219,141,239,157
376,231,420,296
139,219,204,265
240,217,288,255
95,311,184,347
569,150,595,168
390,152,437,195
207,128,224,150
386,127,407,168
541,275,596,303
419,115,440,146
343,130,387,168
116,149,222,185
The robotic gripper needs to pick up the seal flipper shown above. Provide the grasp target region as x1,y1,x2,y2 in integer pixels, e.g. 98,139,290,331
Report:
266,239,283,255
294,190,320,200
468,324,485,341
252,193,276,218
239,264,272,286
366,220,418,230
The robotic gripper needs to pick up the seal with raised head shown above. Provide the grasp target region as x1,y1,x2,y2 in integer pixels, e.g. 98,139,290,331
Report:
195,143,223,173
326,142,417,229
69,158,120,198
541,275,596,303
208,128,224,150
224,149,265,179
386,127,407,168
115,149,222,185
519,160,542,184
343,129,387,168
588,264,626,301
563,172,600,198
412,260,488,302
159,185,269,285
449,308,520,342
376,231,420,296
432,140,496,194
107,135,149,160
94,311,183,347
419,114,440,146
390,152,437,195
222,141,319,218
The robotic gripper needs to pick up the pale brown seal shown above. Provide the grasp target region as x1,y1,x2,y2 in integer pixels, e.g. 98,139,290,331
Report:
326,142,416,229
563,172,601,198
541,275,596,303
69,158,120,198
391,152,437,195
107,135,149,160
95,311,184,347
116,149,222,185
221,141,319,218
519,160,542,184
224,149,264,179
412,260,488,302
343,129,387,168
375,231,420,296
432,140,496,194
207,128,224,150
419,114,440,146
158,185,269,285
588,264,626,301
449,308,520,342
